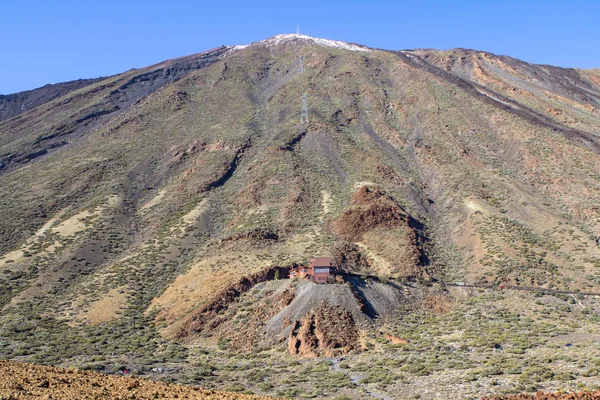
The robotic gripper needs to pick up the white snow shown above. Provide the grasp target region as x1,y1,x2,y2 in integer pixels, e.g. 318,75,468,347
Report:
234,34,372,53
221,44,248,57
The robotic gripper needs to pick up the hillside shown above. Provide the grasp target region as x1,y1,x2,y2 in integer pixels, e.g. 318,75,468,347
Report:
0,77,104,122
1,34,600,399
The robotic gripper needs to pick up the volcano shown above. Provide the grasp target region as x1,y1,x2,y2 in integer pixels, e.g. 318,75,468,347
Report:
1,34,600,399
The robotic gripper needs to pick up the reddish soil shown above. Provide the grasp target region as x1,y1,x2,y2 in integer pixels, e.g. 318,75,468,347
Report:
384,333,409,345
331,242,372,274
288,302,359,357
177,265,291,338
423,293,454,316
376,164,404,185
333,186,424,278
0,360,279,400
333,186,413,241
226,286,297,350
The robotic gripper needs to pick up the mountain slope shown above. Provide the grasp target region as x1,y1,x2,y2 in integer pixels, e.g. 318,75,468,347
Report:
0,46,229,178
1,34,600,399
411,48,600,136
0,78,105,122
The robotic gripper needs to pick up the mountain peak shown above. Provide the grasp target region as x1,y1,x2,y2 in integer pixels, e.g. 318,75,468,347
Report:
3,30,600,400
236,33,372,52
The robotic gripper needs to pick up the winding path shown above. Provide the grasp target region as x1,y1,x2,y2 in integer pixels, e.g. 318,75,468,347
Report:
445,282,600,297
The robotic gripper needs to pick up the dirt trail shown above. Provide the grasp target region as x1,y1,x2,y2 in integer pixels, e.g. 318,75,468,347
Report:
0,360,280,400
446,282,600,297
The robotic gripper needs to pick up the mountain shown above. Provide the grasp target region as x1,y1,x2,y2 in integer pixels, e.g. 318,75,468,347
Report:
0,78,104,122
1,34,600,399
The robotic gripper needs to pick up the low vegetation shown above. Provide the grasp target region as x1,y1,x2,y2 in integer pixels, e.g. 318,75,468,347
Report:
1,36,600,399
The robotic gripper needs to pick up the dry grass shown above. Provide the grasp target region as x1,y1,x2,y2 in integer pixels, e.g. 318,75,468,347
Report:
84,286,129,326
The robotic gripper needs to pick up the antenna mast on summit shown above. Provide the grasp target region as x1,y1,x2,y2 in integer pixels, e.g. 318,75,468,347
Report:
301,94,309,124
296,26,300,35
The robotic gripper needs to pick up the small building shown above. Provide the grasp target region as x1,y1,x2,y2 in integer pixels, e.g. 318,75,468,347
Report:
310,257,335,284
290,266,312,279
289,257,335,284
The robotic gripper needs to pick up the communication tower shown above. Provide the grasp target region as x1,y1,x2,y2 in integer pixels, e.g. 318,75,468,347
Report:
301,94,309,124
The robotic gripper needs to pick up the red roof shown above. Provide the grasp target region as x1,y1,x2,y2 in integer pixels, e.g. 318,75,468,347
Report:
310,257,332,267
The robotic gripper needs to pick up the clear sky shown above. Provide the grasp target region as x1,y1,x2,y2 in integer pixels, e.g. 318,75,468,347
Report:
1,0,599,94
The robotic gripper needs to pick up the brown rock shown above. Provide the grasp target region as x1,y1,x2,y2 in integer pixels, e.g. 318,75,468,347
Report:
333,186,413,241
288,302,360,357
384,333,409,345
0,360,280,400
423,293,453,316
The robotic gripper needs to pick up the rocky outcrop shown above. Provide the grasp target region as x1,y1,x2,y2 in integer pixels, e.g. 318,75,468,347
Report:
0,360,277,400
219,229,279,244
331,242,371,274
288,302,360,358
333,186,413,242
333,186,429,278
177,265,290,338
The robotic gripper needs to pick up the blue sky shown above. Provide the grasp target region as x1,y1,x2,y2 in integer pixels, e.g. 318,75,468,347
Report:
1,0,599,94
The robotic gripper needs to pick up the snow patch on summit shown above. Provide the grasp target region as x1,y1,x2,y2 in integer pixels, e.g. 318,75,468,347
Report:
237,34,372,53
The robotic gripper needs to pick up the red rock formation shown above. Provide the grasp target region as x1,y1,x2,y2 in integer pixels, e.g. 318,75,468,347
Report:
288,302,359,357
333,186,414,242
177,265,290,338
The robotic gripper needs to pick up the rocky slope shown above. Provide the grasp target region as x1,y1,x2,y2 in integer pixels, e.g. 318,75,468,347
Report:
1,34,600,398
411,48,600,137
0,46,229,176
0,78,104,122
0,360,279,399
